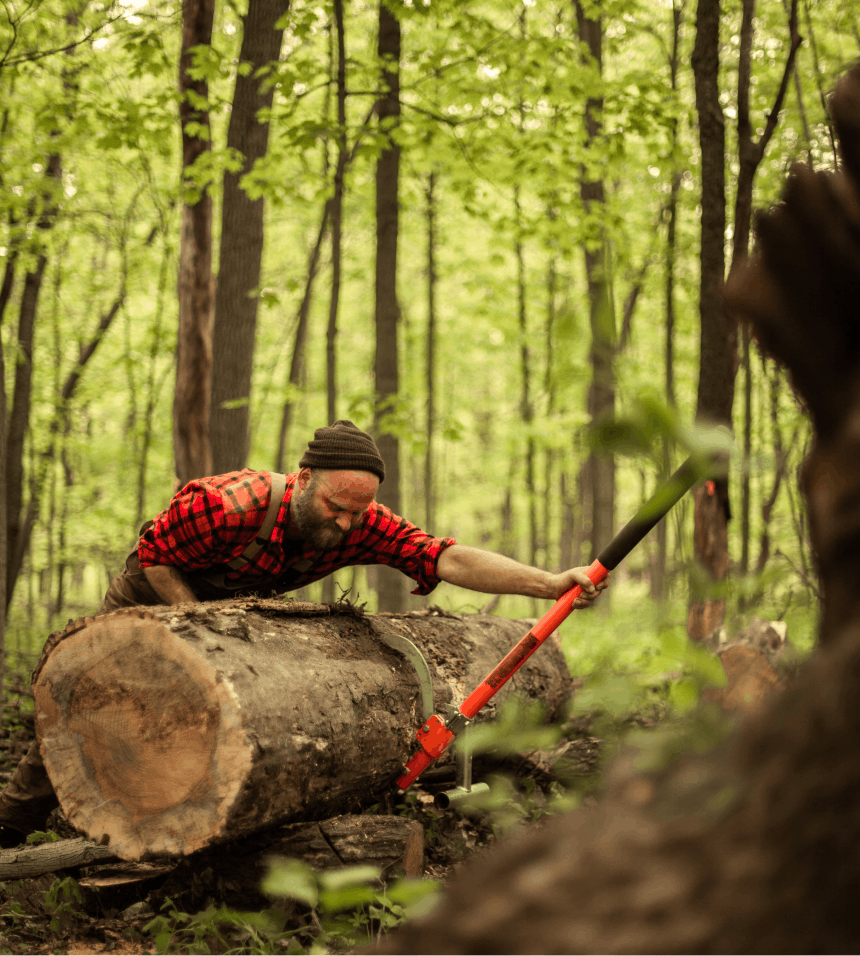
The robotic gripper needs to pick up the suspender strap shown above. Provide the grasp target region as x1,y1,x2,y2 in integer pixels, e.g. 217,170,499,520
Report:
225,472,288,571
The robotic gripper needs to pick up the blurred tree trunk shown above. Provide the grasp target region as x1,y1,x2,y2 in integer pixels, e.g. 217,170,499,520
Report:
326,0,346,429
6,154,62,607
576,1,615,577
688,0,800,637
210,0,288,473
373,0,406,613
0,259,6,713
544,246,556,569
425,172,437,531
175,0,216,488
734,0,800,586
275,208,329,472
321,0,347,606
514,186,537,575
654,0,684,603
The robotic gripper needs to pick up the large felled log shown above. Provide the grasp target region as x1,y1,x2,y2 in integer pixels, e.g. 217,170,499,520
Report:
32,600,572,862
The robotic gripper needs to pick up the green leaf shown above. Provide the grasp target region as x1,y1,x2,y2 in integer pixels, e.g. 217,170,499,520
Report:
155,931,174,954
319,885,377,912
260,858,319,907
318,865,381,891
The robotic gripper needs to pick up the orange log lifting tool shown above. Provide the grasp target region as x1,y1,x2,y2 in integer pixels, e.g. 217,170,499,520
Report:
396,457,701,791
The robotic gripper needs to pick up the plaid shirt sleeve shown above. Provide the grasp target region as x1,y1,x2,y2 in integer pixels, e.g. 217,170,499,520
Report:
138,473,268,571
353,503,455,596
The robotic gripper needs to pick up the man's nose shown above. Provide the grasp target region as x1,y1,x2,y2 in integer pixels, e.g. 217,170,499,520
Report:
335,514,351,531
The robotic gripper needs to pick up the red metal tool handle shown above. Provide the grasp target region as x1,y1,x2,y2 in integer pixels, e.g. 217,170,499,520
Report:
396,561,607,789
396,458,700,791
460,559,609,719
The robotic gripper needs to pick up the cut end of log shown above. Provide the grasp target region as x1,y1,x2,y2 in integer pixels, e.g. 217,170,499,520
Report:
33,612,253,861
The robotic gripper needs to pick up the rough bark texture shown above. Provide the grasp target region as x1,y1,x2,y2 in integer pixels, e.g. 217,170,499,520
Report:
32,601,572,863
175,0,216,487
326,0,347,429
687,0,730,640
372,66,860,956
576,1,616,566
0,837,116,881
210,0,288,474
374,1,406,613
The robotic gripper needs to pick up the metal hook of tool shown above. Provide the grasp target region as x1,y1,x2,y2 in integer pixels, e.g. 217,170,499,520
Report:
377,631,489,808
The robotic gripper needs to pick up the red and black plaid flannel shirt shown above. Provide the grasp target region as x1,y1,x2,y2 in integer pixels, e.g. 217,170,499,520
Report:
138,470,455,596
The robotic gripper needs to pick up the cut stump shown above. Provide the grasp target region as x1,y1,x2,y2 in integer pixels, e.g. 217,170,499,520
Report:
32,600,572,861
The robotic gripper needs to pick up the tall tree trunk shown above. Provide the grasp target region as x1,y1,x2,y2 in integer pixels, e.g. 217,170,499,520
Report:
210,0,289,473
576,1,615,575
514,187,537,575
275,206,330,472
320,0,347,606
326,0,346,429
175,0,216,487
688,0,729,640
374,0,405,613
654,0,684,603
0,264,6,717
544,246,557,569
425,172,437,531
5,154,61,606
734,0,800,588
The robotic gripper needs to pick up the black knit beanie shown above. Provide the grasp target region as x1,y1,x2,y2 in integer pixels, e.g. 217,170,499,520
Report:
299,420,385,482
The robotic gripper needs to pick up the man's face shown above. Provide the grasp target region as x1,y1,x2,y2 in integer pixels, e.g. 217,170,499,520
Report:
292,468,379,550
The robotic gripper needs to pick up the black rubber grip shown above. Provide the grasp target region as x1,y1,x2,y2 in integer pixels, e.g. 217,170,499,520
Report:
596,458,700,571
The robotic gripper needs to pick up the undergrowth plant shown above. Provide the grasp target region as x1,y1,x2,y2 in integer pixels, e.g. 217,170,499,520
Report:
142,862,440,955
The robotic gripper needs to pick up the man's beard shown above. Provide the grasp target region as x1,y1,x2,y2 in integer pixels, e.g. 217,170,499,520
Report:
293,479,346,550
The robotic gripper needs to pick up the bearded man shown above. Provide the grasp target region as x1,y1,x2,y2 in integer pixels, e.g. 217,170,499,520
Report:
0,420,606,847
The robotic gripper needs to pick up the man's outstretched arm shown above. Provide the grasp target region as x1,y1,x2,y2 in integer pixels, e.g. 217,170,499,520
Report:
435,544,608,608
143,565,198,605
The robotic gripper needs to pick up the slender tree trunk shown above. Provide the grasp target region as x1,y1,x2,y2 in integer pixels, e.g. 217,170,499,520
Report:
425,172,437,531
654,0,684,603
320,0,347,606
175,0,216,487
374,0,405,612
0,252,15,327
327,0,347,429
6,154,62,606
210,0,289,473
576,1,615,574
544,247,556,569
514,187,537,574
732,0,800,597
275,206,330,472
0,266,6,716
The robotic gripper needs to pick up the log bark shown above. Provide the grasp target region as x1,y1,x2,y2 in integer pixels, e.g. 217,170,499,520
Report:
31,602,572,862
0,837,115,880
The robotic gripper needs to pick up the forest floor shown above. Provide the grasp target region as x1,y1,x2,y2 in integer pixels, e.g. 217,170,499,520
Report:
0,662,629,956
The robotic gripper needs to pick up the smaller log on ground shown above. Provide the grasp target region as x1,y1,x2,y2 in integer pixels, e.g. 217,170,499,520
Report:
701,616,795,714
0,837,116,881
77,862,177,918
155,814,423,913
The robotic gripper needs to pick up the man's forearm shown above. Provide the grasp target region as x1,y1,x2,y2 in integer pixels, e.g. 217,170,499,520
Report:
436,545,556,599
143,564,198,605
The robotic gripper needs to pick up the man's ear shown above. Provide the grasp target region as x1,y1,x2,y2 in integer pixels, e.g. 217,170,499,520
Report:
296,467,313,491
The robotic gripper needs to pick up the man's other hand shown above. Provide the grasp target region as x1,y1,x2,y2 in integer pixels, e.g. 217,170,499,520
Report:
549,567,609,607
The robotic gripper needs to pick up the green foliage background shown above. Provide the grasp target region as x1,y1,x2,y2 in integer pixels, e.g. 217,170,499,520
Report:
0,0,846,662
